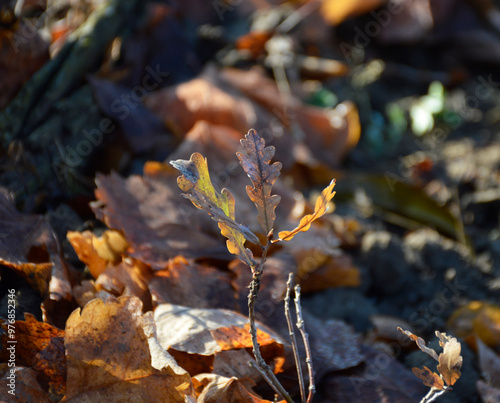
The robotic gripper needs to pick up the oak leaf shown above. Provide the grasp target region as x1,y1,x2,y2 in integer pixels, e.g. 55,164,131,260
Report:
0,366,51,402
237,129,282,234
92,171,229,268
412,366,445,390
65,296,194,402
171,152,257,266
154,303,285,380
0,189,72,301
436,331,462,387
397,327,439,362
276,179,336,242
0,313,64,366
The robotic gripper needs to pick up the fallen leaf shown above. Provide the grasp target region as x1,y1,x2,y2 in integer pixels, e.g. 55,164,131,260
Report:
154,303,286,381
220,68,361,167
320,0,386,25
88,75,172,153
237,129,282,234
448,301,500,349
33,336,66,399
193,373,279,403
412,366,445,390
92,171,230,269
65,296,195,402
277,179,336,242
67,229,128,278
144,75,256,136
477,380,500,403
0,189,72,302
148,256,235,310
476,337,500,388
171,152,258,266
95,258,153,311
0,313,64,367
0,366,51,402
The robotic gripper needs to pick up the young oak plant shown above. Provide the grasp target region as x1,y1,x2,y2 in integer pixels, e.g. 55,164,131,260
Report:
398,327,463,403
171,128,336,403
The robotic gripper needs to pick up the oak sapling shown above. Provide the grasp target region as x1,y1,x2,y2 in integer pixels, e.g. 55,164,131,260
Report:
398,327,463,403
171,128,336,403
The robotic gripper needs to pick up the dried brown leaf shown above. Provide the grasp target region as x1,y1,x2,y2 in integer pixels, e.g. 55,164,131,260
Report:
412,366,445,390
0,189,72,301
397,327,439,362
154,303,285,379
277,179,336,242
0,366,51,402
33,336,66,399
171,152,257,266
436,332,462,386
476,337,500,387
92,171,229,268
148,256,235,310
0,313,64,366
237,128,282,234
65,296,194,402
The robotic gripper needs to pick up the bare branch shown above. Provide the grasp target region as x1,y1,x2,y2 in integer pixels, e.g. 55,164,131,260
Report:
248,237,293,403
285,273,305,402
294,284,315,403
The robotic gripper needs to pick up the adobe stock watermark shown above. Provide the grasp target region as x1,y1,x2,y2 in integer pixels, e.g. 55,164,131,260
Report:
339,0,404,65
51,64,169,184
5,289,17,397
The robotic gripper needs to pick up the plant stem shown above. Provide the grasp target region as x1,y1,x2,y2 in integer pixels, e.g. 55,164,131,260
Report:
420,387,448,403
285,273,306,403
294,285,315,403
248,240,293,403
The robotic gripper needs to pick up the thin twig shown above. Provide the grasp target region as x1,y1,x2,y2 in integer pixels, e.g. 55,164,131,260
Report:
248,234,293,403
294,285,315,403
276,0,320,34
249,360,283,398
420,387,448,403
285,273,305,402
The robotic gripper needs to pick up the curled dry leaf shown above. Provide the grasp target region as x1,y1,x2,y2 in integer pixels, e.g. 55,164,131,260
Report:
0,313,64,366
67,230,128,278
412,366,445,390
276,179,336,242
171,152,257,266
436,331,463,387
64,296,195,402
237,128,282,235
397,327,439,362
95,258,153,311
0,189,72,301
